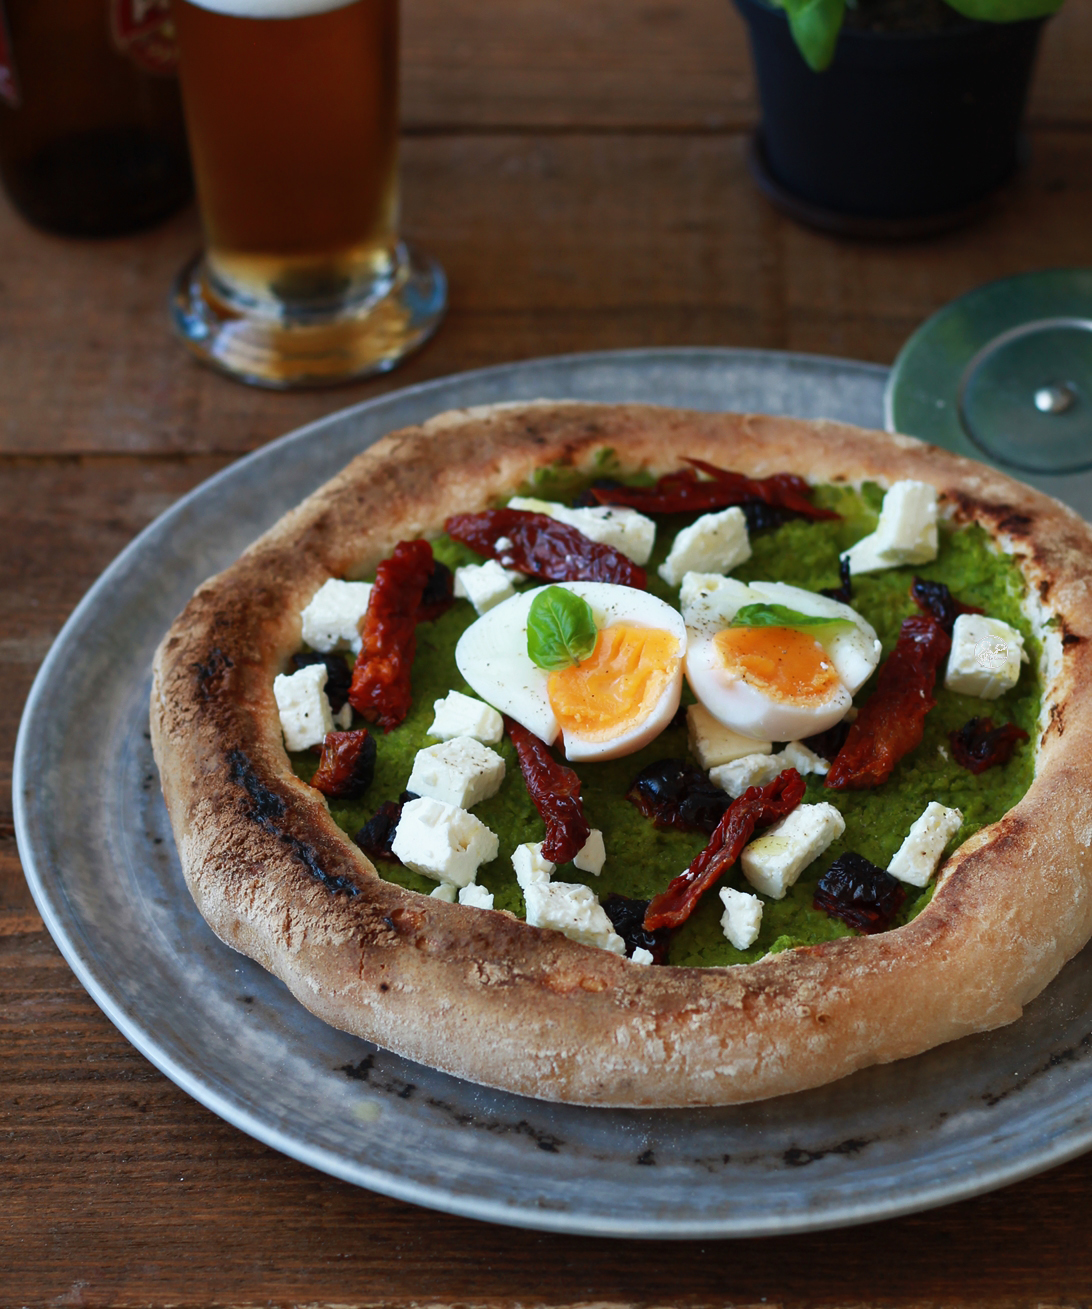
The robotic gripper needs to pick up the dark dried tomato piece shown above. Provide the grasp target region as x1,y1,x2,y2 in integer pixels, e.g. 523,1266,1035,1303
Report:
740,499,797,534
311,729,376,800
910,577,983,635
627,758,730,834
445,508,646,588
355,800,404,862
826,614,951,790
813,852,906,934
589,459,838,521
504,716,591,864
349,539,434,730
950,716,1029,774
801,718,852,764
820,556,853,605
571,478,624,509
292,652,352,713
418,560,455,623
602,893,671,964
644,770,806,932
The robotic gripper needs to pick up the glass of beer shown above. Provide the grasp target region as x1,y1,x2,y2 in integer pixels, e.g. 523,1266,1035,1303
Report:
169,0,446,388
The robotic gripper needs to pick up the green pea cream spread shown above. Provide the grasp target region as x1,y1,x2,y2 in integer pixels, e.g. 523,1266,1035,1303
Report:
289,471,1040,968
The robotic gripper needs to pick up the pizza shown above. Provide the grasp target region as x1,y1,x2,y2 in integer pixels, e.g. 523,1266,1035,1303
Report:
149,403,1092,1107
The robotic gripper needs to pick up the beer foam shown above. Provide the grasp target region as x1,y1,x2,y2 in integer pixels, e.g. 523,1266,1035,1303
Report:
182,0,360,17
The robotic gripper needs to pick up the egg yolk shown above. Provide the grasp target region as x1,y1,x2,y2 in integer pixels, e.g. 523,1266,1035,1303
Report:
713,626,840,703
547,624,680,742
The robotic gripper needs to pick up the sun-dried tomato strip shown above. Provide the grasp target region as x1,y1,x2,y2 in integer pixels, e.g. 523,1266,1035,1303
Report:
589,459,838,521
349,539,434,730
311,729,377,800
950,716,1029,774
643,769,806,932
504,716,591,864
445,509,645,588
418,560,456,623
825,615,951,790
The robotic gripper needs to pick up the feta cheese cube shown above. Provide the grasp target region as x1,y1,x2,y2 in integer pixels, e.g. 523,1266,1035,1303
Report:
573,828,606,875
453,559,516,614
512,842,556,889
459,883,495,910
507,496,656,565
842,480,938,575
780,739,830,776
740,802,846,899
710,752,783,799
406,736,506,810
719,886,764,950
273,663,335,751
630,947,654,965
658,507,752,588
687,703,772,769
390,797,499,887
430,882,457,902
523,880,626,954
428,689,504,744
888,801,963,887
300,578,373,654
945,613,1026,700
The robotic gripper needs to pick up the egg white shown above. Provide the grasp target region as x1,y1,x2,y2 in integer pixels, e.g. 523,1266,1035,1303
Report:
454,581,686,761
679,573,881,741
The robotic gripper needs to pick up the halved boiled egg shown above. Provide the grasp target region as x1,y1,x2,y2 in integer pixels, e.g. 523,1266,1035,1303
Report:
455,582,686,761
681,574,882,742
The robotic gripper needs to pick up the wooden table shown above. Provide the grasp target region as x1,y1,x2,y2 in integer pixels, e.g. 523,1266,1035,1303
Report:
5,0,1092,1300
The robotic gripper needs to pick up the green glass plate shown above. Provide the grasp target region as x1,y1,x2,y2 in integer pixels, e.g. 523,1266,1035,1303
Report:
886,268,1092,517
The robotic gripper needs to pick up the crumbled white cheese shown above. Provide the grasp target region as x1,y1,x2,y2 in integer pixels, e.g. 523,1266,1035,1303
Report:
458,883,495,910
709,752,783,799
888,801,963,887
453,559,516,614
944,613,1026,700
333,701,353,730
406,736,506,810
512,842,556,889
719,886,763,950
658,507,751,588
390,797,499,887
573,829,606,875
523,880,626,954
740,802,846,899
507,496,656,565
780,739,830,776
630,947,654,965
687,703,772,770
300,578,373,654
273,662,335,752
428,689,504,744
429,882,457,902
842,480,938,575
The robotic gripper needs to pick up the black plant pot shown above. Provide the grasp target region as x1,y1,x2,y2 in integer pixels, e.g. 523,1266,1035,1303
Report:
734,0,1045,237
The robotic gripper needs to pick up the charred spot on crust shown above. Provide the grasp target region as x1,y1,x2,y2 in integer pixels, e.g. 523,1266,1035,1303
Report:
1063,632,1082,647
998,511,1034,535
228,749,359,897
813,853,905,934
194,648,234,700
292,651,352,712
602,893,671,964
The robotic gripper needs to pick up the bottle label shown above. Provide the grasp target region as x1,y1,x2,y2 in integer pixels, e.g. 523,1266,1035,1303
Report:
0,0,19,108
110,0,179,76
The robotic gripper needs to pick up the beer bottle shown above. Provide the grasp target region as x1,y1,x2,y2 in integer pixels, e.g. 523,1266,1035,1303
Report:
0,0,192,237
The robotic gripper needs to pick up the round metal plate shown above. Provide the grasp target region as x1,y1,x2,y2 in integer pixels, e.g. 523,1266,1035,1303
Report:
16,347,1092,1237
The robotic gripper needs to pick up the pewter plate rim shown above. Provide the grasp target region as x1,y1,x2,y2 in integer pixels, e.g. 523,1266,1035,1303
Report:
15,346,1092,1238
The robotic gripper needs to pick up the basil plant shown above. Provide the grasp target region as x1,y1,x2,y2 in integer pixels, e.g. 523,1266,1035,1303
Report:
776,0,1065,72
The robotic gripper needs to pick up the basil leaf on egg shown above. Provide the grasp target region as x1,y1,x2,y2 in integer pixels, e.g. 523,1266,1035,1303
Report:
730,602,854,636
527,587,599,671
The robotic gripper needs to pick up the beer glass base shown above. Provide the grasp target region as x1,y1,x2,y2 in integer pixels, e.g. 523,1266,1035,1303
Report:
169,243,447,389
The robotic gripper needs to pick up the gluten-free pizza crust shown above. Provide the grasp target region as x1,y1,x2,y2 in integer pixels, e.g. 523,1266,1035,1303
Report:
150,404,1092,1106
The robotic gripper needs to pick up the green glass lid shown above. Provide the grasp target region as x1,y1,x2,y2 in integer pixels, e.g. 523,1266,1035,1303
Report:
886,269,1092,517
